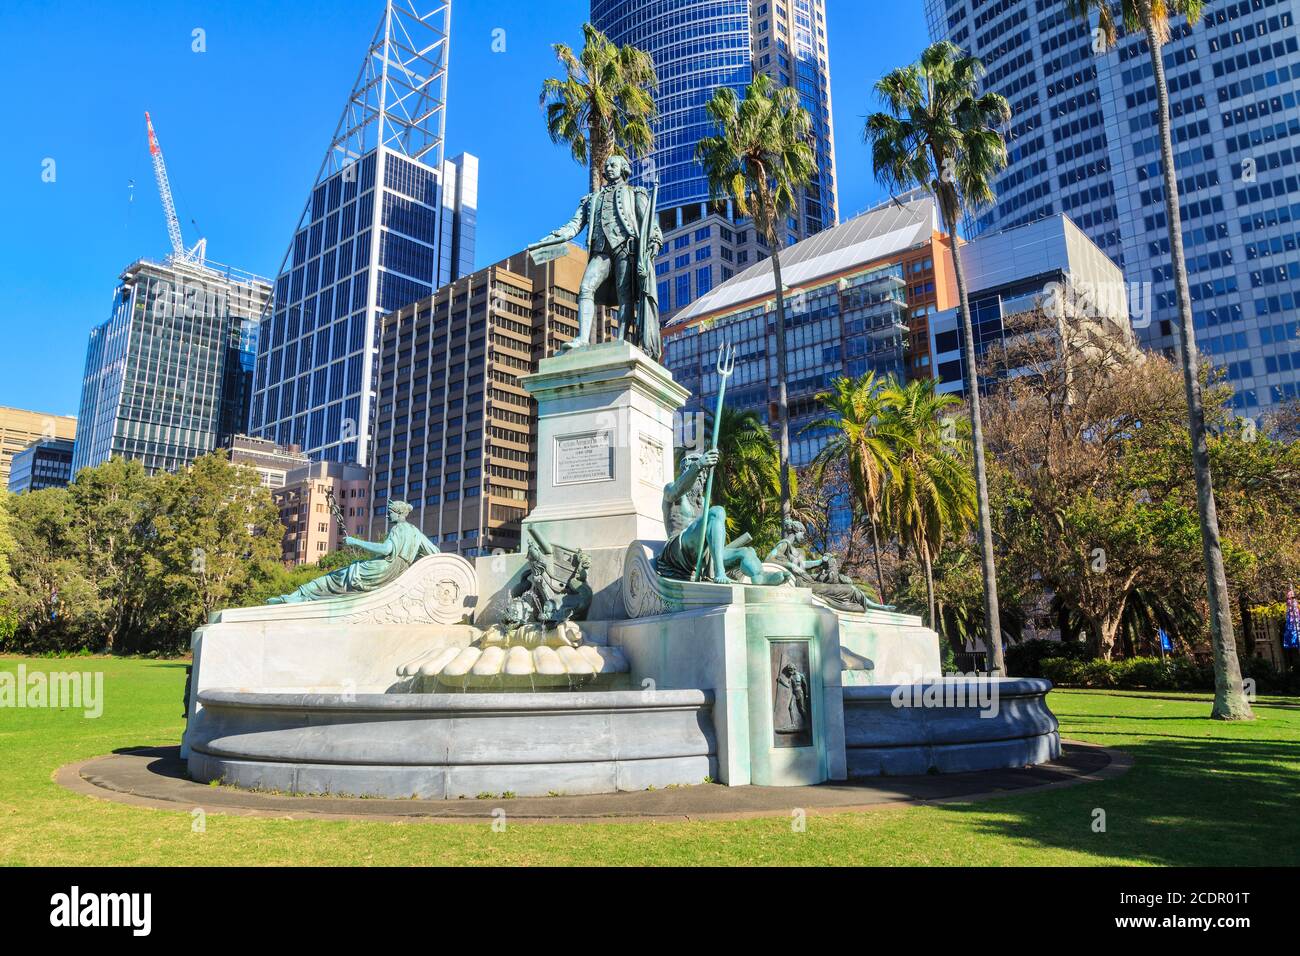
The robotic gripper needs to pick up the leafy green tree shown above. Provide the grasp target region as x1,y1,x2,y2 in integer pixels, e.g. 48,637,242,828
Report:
878,378,976,630
243,564,319,606
3,456,293,653
147,454,283,636
806,372,899,598
1064,0,1249,720
981,312,1208,660
711,404,785,556
865,40,1010,673
0,490,14,589
3,488,102,651
64,458,158,652
696,73,816,520
1208,421,1300,659
540,22,658,194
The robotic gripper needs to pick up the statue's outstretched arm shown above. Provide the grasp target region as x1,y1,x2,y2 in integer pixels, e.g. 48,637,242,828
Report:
345,535,393,557
538,196,588,244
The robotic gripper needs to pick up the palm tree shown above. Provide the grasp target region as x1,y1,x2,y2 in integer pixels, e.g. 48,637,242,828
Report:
1065,0,1250,719
865,41,1011,673
711,405,784,551
540,23,658,194
878,378,976,630
696,74,816,521
805,372,898,598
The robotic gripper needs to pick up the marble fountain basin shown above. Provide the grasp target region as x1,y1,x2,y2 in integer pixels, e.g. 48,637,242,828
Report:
186,686,716,799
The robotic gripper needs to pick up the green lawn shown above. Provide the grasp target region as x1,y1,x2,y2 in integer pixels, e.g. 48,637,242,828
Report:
1,654,1297,866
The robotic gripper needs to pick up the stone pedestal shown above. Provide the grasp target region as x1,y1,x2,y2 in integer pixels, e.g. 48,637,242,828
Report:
520,340,688,554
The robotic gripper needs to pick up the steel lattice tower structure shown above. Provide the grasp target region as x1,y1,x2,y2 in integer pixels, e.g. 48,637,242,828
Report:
251,0,478,466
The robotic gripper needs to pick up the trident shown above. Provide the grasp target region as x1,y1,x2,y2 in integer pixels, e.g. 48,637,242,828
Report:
691,341,737,582
325,487,349,539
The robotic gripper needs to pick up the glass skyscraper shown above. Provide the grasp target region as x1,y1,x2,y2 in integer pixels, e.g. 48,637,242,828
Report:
72,257,269,475
926,0,1300,416
592,0,838,320
249,1,477,466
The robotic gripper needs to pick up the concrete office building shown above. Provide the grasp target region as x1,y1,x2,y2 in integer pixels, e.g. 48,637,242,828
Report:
370,246,601,558
664,196,958,467
592,0,838,321
222,434,311,489
274,460,372,566
928,213,1139,397
7,437,76,494
250,1,477,467
72,257,268,476
926,0,1300,415
0,406,77,489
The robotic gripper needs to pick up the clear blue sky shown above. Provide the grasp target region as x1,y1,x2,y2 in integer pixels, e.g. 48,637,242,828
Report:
0,0,928,415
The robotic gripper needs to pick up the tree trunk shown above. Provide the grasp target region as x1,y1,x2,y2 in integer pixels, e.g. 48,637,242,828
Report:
1139,0,1252,720
867,511,887,599
589,123,610,196
939,207,1005,675
1086,616,1104,660
767,214,793,522
923,545,936,634
1099,614,1122,662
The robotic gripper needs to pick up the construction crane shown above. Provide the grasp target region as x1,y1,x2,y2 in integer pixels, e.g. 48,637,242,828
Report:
145,111,206,266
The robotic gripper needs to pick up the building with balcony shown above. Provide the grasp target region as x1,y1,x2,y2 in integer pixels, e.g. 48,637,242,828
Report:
664,195,957,466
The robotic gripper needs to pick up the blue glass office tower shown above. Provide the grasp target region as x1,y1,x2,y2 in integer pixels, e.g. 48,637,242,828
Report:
592,0,753,212
592,0,839,320
926,0,1300,417
250,1,477,466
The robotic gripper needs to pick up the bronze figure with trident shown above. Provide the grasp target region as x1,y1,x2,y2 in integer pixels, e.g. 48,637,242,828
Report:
655,342,789,587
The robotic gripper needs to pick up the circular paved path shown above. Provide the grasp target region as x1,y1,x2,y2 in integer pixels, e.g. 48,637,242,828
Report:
55,741,1129,824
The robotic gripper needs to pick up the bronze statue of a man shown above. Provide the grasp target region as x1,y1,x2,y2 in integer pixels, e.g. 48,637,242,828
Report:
656,450,788,586
529,155,664,361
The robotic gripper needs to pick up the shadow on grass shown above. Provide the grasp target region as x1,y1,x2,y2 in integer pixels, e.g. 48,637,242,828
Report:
931,733,1300,866
1060,691,1300,709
